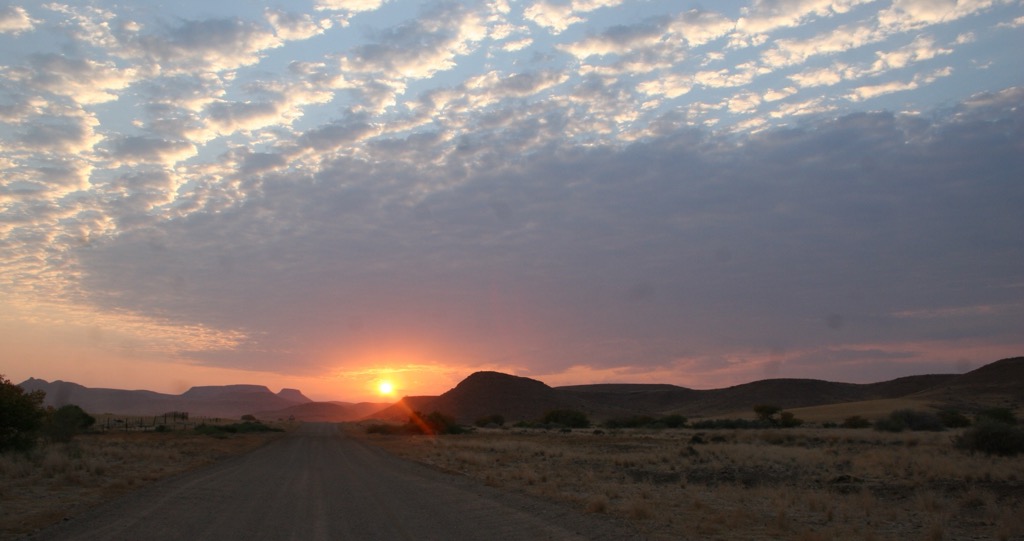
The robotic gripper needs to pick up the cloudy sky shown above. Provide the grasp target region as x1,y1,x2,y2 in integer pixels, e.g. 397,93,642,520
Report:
1,0,1022,402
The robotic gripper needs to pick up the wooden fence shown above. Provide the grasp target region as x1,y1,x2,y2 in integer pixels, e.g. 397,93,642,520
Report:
96,412,224,432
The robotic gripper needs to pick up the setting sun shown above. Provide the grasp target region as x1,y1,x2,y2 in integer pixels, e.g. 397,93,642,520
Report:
377,381,395,396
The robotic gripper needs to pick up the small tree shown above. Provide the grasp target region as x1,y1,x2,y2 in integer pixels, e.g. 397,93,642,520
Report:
841,415,872,429
0,375,47,452
543,409,590,428
43,404,95,443
779,411,804,428
753,404,782,424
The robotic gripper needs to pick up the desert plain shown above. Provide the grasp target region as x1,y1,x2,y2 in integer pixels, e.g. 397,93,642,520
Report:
3,357,1023,540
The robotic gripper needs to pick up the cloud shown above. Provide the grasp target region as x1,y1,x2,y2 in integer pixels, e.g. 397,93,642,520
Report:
265,9,332,41
865,34,952,74
125,17,283,74
12,112,101,154
315,0,388,13
789,66,845,88
66,88,1024,375
761,23,886,68
727,91,762,113
105,136,197,166
1,0,1021,387
559,9,731,62
878,0,1003,31
845,67,952,101
737,0,874,36
3,54,137,105
202,81,334,136
638,74,693,99
524,2,579,33
338,3,488,81
0,5,36,34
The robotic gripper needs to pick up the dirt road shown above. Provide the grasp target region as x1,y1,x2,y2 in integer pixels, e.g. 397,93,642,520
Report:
33,424,642,540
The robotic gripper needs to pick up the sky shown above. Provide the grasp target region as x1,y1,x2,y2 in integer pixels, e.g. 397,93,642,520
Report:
1,0,1022,403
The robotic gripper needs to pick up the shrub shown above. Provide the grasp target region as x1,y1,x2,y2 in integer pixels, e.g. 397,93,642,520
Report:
954,420,1024,456
874,410,945,432
690,418,769,429
603,414,688,429
474,414,505,427
542,409,591,428
0,375,46,452
396,411,465,435
660,414,688,428
603,415,656,429
937,409,971,428
418,411,465,434
754,404,782,423
779,411,804,428
841,415,872,429
977,408,1017,425
195,421,282,436
366,423,403,435
43,405,95,443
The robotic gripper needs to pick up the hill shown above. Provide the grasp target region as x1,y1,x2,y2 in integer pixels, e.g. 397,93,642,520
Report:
370,372,608,424
18,356,1022,425
17,379,316,418
914,356,1024,411
371,356,1021,424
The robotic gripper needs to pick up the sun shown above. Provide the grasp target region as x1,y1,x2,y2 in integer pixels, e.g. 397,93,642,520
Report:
377,380,395,396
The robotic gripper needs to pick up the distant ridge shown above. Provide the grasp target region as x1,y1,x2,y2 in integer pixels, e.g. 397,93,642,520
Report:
19,356,1023,423
364,356,1023,424
16,380,316,418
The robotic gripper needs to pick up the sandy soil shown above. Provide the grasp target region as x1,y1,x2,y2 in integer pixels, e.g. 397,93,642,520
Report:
29,423,642,541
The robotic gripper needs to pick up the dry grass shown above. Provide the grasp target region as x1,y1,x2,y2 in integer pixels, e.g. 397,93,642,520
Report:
785,398,938,423
0,428,287,538
355,426,1024,540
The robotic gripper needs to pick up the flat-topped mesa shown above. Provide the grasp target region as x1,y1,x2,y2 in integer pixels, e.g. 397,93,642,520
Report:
181,385,275,400
277,388,313,403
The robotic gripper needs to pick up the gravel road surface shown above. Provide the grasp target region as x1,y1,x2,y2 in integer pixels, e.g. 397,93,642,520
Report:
33,423,643,541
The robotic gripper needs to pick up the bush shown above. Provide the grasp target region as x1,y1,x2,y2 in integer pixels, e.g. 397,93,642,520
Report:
376,411,468,435
660,414,688,428
690,418,769,429
417,411,465,434
874,410,945,433
954,420,1024,456
43,404,95,443
366,423,403,435
603,415,656,429
977,408,1017,425
195,421,282,436
474,414,505,427
542,409,591,428
753,404,782,423
937,409,971,428
0,375,46,452
779,411,804,428
603,414,688,429
841,415,872,429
